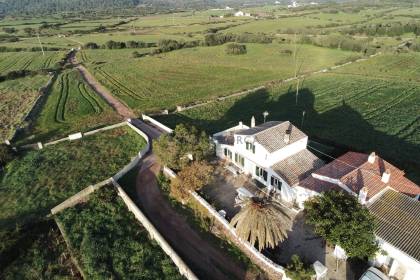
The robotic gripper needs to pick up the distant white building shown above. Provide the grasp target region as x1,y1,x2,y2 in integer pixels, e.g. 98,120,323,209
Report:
234,11,251,17
225,6,233,10
213,120,324,204
287,1,300,8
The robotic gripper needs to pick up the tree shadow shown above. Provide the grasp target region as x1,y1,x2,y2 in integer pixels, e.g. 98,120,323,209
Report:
157,86,419,183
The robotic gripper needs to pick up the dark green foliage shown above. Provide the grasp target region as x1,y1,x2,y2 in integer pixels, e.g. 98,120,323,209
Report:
154,124,214,170
57,186,183,279
104,40,126,49
0,144,14,167
225,43,247,55
344,21,420,37
299,34,371,53
203,32,272,46
84,42,99,49
2,27,16,34
0,221,76,279
152,39,200,54
304,191,379,259
285,255,315,280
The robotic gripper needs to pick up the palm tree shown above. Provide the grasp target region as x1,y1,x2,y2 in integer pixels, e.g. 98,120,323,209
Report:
230,195,292,251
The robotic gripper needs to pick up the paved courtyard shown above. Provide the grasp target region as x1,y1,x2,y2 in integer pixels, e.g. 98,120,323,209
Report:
202,164,357,279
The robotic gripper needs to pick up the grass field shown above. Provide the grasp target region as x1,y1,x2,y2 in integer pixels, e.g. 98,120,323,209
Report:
81,43,354,113
19,68,121,143
57,185,182,279
0,74,50,141
0,125,146,228
0,51,64,73
155,60,420,182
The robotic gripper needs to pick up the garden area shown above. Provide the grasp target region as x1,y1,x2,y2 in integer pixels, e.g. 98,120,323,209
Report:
56,185,183,279
0,125,146,229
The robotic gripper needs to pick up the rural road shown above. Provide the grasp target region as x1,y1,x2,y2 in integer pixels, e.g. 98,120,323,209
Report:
135,153,249,280
70,52,135,119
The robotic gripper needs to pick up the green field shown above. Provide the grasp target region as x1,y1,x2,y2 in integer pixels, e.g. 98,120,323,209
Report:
0,125,146,228
20,69,121,143
57,186,182,279
82,43,354,113
0,74,50,141
155,55,420,182
0,51,64,73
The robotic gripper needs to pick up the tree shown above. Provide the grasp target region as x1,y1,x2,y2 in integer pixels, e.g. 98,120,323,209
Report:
154,124,214,170
0,144,15,168
225,43,247,55
170,161,214,201
230,195,292,251
304,190,379,259
286,255,315,280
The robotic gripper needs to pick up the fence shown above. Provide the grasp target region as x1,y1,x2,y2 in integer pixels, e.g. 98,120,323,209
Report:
142,114,173,133
112,179,198,280
163,165,290,280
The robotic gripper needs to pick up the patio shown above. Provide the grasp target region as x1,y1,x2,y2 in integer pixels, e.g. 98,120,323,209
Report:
201,163,358,279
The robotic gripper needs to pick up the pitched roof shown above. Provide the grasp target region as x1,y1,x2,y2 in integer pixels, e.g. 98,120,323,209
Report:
298,175,343,193
311,152,420,199
368,189,420,263
271,149,324,186
236,121,307,153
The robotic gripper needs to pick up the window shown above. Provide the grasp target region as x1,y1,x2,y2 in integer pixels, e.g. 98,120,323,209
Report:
224,148,232,159
255,166,267,182
271,176,282,190
235,153,245,167
246,142,255,153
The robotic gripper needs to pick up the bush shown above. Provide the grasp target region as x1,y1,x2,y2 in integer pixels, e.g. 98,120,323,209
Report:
84,42,99,49
103,40,126,49
225,43,247,55
0,144,15,167
286,255,315,280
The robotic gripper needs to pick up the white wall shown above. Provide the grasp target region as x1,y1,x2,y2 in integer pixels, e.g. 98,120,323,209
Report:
374,240,420,280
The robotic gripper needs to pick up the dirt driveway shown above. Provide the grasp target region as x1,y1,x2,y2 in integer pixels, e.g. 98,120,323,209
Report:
135,154,250,280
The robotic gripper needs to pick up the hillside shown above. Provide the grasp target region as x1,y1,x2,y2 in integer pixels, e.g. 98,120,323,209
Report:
0,0,217,15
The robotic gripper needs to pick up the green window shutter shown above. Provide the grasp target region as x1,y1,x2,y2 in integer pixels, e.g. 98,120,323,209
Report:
252,144,255,153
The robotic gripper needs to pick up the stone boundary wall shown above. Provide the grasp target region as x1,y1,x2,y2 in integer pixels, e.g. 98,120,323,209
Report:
163,165,290,280
142,114,174,133
54,218,87,279
112,179,199,280
51,178,111,215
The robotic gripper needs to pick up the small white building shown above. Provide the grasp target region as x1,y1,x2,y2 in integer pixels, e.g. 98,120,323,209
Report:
213,120,324,204
234,11,251,17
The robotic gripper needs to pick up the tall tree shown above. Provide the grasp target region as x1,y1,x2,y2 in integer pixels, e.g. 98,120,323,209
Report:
231,196,292,251
304,190,379,259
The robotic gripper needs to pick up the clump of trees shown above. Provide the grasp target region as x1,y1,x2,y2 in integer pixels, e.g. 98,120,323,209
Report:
286,255,315,280
0,69,43,83
225,43,247,55
83,40,156,50
154,124,214,171
203,32,272,46
344,22,420,37
304,190,379,259
152,39,200,54
298,34,372,53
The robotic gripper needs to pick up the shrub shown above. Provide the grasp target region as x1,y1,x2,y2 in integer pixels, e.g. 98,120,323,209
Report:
0,144,15,168
84,42,99,49
286,255,315,280
225,43,247,55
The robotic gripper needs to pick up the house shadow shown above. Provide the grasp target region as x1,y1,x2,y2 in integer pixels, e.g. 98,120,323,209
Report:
157,85,419,183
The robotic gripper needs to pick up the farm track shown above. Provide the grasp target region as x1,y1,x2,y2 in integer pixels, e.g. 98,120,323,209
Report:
71,53,135,118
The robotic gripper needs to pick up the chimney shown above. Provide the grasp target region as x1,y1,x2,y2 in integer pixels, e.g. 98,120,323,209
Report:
382,169,391,184
239,121,243,128
368,152,376,164
284,129,291,144
358,187,368,205
251,116,255,128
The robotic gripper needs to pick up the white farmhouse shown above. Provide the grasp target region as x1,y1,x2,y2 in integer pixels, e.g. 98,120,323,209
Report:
213,120,324,203
234,11,251,17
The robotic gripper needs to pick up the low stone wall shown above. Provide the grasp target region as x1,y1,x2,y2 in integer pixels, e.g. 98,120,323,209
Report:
83,121,127,136
142,114,173,133
112,179,198,280
51,179,111,215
